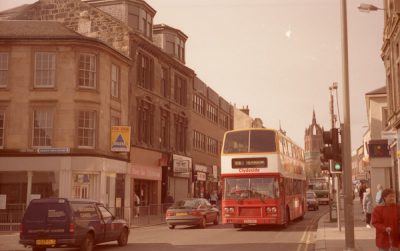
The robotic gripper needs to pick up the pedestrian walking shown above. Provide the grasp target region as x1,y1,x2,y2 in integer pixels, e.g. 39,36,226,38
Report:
362,188,373,228
376,184,384,205
210,190,218,205
371,188,400,251
359,183,366,206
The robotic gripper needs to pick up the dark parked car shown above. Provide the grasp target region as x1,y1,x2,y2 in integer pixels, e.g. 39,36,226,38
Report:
165,198,219,229
306,192,319,211
19,198,129,251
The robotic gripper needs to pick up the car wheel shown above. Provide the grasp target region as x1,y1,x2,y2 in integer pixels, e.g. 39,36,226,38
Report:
80,233,94,251
233,224,242,228
213,214,219,225
168,224,175,229
32,247,46,251
199,217,207,228
117,228,129,246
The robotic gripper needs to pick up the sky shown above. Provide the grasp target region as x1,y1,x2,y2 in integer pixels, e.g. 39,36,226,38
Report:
0,0,386,150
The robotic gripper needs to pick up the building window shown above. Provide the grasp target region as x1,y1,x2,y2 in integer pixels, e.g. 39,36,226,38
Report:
111,116,120,127
193,130,205,151
138,100,153,145
0,111,4,148
0,53,8,88
79,53,96,89
193,94,205,115
207,103,218,123
111,64,120,98
167,41,175,55
161,67,170,98
219,113,229,129
32,109,53,147
207,137,218,155
174,74,187,106
78,111,96,148
160,109,170,149
175,115,187,152
34,52,56,88
382,107,389,128
137,53,153,90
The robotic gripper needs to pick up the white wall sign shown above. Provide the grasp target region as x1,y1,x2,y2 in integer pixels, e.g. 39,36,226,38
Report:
0,195,6,210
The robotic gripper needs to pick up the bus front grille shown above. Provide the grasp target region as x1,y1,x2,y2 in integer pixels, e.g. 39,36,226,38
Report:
239,207,262,217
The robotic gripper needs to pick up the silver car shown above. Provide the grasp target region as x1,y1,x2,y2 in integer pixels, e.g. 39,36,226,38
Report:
165,198,219,229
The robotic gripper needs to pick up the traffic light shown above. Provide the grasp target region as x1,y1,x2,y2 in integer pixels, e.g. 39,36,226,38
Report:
321,127,342,173
320,128,334,163
330,159,342,173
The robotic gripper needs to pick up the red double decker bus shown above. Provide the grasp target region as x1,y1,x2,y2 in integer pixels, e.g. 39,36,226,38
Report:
221,128,306,228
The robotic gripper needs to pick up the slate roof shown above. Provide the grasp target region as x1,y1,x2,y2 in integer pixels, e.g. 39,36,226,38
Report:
0,20,83,39
365,86,386,95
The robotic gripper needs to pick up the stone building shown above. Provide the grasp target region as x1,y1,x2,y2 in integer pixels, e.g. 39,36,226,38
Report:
304,110,324,179
191,77,233,198
0,20,131,217
0,0,234,216
380,1,400,200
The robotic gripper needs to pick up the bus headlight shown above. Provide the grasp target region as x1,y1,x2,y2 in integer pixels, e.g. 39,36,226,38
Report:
224,207,235,213
266,207,277,214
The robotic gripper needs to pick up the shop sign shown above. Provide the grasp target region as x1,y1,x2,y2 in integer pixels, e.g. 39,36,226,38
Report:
37,147,70,154
197,172,206,181
194,164,208,173
173,154,192,173
0,195,6,210
111,126,131,152
212,165,218,179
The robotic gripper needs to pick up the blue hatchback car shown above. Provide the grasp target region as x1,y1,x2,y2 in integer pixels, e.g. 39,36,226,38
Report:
19,198,129,251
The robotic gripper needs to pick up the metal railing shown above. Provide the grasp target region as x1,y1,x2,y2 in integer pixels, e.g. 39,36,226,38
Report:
130,203,173,227
0,203,173,231
0,203,25,232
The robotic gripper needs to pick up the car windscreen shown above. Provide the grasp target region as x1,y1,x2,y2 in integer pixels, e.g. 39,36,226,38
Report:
170,200,200,209
223,130,276,154
24,202,68,222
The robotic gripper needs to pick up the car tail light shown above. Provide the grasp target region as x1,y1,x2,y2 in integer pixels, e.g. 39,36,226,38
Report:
166,211,175,217
69,223,75,233
19,223,24,233
190,211,202,216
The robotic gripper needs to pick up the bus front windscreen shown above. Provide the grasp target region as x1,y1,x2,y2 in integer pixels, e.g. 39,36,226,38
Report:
223,130,276,154
224,177,279,200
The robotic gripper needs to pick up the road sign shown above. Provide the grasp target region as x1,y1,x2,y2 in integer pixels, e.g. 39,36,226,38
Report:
111,126,131,152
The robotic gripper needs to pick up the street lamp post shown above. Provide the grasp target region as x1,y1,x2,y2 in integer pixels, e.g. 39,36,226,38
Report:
340,0,355,250
357,3,384,13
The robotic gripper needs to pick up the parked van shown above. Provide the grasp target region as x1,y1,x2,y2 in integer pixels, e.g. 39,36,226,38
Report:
19,198,129,251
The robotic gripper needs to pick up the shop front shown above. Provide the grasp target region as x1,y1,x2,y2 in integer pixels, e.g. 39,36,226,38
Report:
0,156,130,215
170,154,192,201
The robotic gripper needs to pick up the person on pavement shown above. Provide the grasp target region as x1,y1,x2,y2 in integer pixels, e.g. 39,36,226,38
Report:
371,188,399,251
359,183,366,206
375,184,384,205
362,188,373,228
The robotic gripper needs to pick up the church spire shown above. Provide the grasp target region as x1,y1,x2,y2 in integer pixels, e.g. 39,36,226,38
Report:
312,109,316,124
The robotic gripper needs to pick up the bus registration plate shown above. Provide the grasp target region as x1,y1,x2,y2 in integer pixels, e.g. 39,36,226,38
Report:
243,219,257,224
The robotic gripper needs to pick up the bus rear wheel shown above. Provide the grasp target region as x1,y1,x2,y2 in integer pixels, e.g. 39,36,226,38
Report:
233,224,242,228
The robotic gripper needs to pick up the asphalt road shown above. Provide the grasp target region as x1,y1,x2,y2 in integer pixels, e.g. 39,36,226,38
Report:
2,205,328,251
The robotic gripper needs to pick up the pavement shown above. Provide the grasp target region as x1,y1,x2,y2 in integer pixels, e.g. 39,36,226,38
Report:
314,197,376,251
